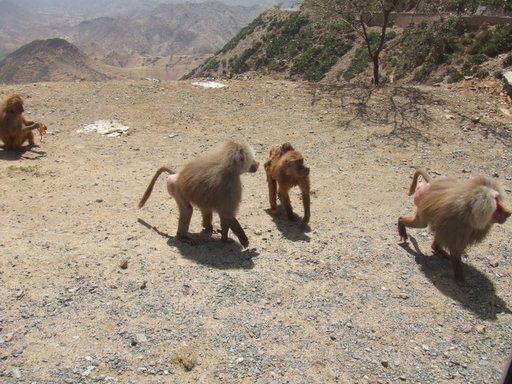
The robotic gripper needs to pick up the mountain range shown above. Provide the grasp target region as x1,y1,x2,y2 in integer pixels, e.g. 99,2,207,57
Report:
0,0,266,59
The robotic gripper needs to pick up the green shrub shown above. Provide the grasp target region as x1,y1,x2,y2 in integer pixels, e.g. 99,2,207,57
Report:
343,45,370,81
502,53,512,68
462,53,487,76
447,68,464,83
203,57,220,72
291,35,352,81
474,69,489,79
470,24,512,57
265,12,311,60
231,41,262,73
385,30,397,40
413,62,434,82
388,18,462,81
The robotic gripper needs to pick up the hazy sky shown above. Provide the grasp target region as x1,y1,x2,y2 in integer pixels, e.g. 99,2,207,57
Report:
16,0,284,11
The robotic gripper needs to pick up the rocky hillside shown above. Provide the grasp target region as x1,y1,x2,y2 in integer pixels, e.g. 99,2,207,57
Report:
0,38,109,84
66,2,263,57
185,9,512,85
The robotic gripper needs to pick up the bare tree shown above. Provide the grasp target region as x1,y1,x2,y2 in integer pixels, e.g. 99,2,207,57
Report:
303,0,403,85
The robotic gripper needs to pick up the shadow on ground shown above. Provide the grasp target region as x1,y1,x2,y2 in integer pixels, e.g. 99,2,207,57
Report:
400,237,511,321
264,208,311,242
138,218,258,270
0,147,46,160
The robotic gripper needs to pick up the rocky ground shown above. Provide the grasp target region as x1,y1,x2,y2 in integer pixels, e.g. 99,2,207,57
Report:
0,78,511,383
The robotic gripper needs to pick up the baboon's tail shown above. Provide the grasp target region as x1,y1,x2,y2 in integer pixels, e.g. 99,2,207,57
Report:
137,166,175,208
408,169,431,196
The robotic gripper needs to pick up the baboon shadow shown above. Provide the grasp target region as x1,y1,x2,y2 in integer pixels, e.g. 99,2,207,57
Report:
137,218,258,270
0,147,46,161
400,237,511,320
138,218,172,239
264,208,311,242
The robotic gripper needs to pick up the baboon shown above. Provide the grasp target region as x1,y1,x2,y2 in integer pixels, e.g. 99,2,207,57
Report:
138,141,259,247
501,354,512,384
398,169,511,281
264,142,310,224
0,94,46,149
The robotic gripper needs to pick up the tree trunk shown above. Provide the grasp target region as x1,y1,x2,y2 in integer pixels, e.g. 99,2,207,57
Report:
371,8,391,85
373,56,380,85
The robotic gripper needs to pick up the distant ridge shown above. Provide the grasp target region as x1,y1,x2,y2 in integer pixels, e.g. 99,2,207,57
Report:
67,2,263,57
0,38,109,84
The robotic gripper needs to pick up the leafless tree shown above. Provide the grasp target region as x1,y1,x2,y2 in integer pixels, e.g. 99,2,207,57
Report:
303,0,414,85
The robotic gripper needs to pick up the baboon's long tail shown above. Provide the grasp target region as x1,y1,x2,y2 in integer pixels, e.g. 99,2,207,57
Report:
137,166,175,208
408,169,431,196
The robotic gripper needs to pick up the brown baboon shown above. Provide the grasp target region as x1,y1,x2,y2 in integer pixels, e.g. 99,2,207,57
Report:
264,142,310,224
0,94,46,149
138,141,259,247
398,169,511,281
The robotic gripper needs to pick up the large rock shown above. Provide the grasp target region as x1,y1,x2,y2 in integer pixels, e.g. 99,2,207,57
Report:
503,71,512,96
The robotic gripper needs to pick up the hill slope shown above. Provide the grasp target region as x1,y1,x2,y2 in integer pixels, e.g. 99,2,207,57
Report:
0,38,109,84
185,9,512,85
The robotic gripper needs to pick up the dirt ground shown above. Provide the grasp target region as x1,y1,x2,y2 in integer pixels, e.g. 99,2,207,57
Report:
1,78,511,383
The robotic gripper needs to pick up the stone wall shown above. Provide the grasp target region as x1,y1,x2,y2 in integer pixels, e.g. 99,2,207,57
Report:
362,12,512,30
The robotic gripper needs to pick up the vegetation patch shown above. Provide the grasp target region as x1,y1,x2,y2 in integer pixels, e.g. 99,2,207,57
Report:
503,53,512,68
291,34,353,81
343,32,395,81
189,10,355,82
470,24,512,57
388,18,512,83
229,41,263,73
187,5,512,84
388,18,464,82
